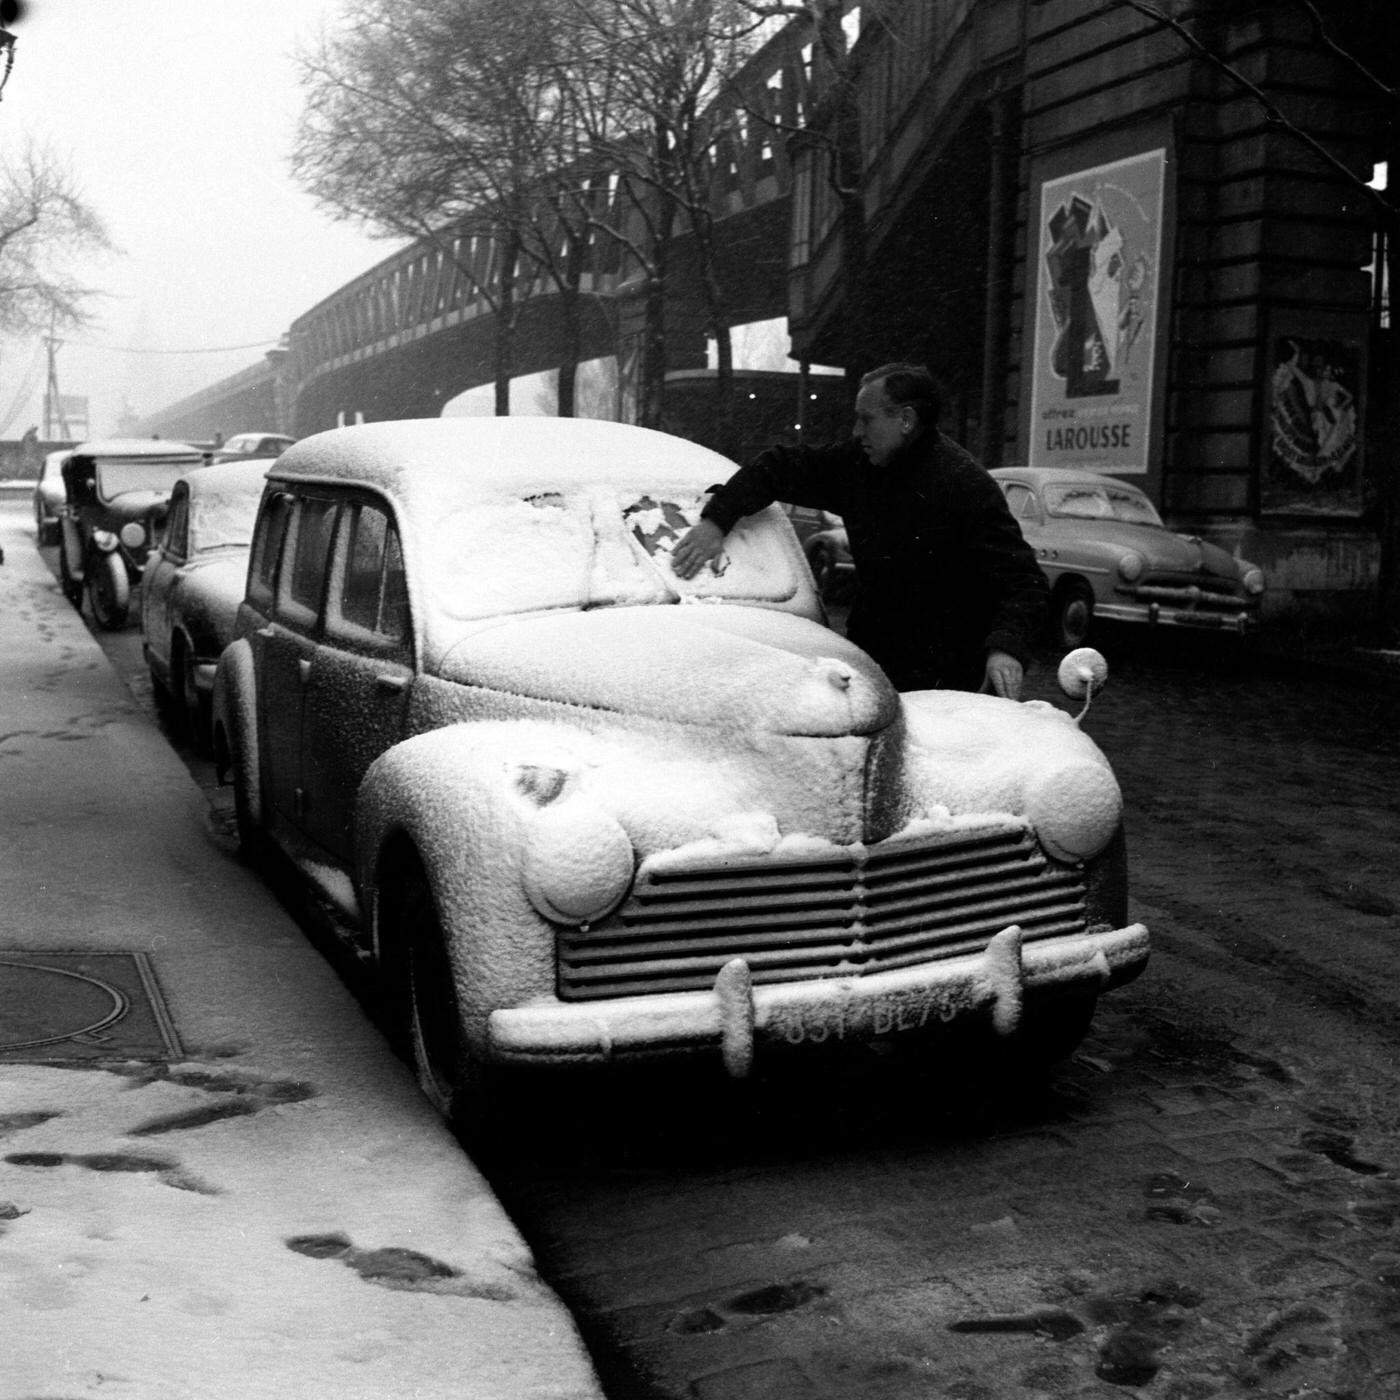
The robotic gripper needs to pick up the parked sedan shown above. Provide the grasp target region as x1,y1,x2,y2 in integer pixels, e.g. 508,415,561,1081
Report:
33,448,71,546
213,431,296,462
781,503,853,603
214,418,1147,1127
140,458,271,745
991,467,1266,649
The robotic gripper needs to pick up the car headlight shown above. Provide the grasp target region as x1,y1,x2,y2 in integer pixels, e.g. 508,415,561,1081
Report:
1241,566,1265,595
91,528,119,551
522,802,635,927
1025,759,1122,863
1117,550,1145,583
120,521,146,550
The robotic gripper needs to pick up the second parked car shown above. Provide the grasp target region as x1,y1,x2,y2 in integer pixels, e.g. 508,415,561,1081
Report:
58,437,209,629
140,457,273,746
33,448,71,546
990,466,1266,649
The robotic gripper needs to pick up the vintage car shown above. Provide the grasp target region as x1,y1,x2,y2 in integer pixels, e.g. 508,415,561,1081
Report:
140,457,273,746
781,502,853,604
213,418,1148,1124
990,466,1266,649
58,437,208,629
213,431,296,463
33,448,71,546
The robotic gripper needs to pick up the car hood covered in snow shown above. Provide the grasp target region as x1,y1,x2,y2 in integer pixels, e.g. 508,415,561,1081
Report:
435,604,898,738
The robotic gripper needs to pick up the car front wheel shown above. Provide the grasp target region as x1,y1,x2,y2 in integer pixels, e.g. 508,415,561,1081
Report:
87,552,131,630
385,856,491,1129
1052,580,1095,650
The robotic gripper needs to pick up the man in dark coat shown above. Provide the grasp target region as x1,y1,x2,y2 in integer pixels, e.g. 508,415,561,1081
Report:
672,363,1048,699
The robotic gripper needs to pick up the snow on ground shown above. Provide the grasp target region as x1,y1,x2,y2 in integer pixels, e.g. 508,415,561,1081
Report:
1,1061,600,1400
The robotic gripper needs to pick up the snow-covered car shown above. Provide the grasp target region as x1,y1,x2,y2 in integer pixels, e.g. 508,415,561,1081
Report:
33,448,70,546
140,457,273,746
213,431,296,463
991,467,1266,650
213,418,1148,1123
58,438,209,629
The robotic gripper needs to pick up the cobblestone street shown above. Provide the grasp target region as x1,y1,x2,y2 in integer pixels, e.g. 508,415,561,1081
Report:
476,634,1400,1400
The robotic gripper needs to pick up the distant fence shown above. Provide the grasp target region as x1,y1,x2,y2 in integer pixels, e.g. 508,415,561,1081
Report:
0,438,74,485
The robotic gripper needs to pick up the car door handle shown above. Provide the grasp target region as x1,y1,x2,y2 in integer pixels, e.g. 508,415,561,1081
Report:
298,658,312,683
375,674,408,693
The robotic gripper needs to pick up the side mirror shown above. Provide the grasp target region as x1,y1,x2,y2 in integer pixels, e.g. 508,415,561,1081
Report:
1057,647,1108,722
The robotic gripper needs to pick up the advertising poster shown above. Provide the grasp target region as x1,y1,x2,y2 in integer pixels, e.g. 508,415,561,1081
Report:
1029,148,1166,476
1263,332,1363,515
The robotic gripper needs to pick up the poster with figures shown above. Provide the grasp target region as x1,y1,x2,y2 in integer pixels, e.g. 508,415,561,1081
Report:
1029,148,1165,476
1264,333,1363,515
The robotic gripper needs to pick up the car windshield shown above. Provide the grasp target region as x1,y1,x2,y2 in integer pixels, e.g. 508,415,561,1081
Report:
1043,481,1163,526
428,486,798,621
189,489,262,553
95,457,200,501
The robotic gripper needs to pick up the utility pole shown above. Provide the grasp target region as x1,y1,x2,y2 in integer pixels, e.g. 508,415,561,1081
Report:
42,333,71,441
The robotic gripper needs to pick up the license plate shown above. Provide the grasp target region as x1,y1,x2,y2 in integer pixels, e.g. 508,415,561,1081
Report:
763,989,962,1047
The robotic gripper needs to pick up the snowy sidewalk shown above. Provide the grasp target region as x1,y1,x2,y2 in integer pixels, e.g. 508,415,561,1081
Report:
0,509,603,1399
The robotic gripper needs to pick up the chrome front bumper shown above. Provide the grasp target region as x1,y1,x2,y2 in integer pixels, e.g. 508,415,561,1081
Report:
488,921,1149,1077
1098,600,1255,634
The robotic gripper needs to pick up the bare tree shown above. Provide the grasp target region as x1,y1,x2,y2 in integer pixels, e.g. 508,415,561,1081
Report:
294,0,593,414
0,139,112,339
554,0,777,437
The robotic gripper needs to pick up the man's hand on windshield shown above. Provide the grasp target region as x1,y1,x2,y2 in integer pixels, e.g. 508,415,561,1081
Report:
670,519,725,579
983,649,1024,701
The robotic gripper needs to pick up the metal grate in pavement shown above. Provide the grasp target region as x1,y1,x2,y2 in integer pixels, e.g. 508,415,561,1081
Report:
0,951,183,1062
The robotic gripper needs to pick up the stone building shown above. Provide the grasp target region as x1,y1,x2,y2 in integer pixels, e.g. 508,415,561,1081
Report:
787,0,1397,623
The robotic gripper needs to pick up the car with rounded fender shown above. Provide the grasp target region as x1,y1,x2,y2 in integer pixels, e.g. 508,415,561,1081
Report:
213,418,1149,1125
213,431,296,463
990,466,1266,650
33,448,71,546
140,457,275,746
58,437,208,629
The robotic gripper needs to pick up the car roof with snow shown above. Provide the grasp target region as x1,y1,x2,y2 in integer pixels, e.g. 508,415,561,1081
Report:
71,437,205,460
182,457,276,499
991,466,1151,494
266,418,738,512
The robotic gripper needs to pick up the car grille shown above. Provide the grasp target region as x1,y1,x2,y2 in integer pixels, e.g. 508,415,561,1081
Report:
557,822,1087,1001
1129,577,1250,613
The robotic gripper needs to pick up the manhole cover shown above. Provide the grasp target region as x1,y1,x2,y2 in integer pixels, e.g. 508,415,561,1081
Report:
0,951,182,1062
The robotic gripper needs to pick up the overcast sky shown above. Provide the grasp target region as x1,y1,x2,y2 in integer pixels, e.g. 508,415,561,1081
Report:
0,0,394,439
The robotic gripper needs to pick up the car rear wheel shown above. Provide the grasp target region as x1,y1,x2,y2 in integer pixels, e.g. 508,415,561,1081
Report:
177,640,210,752
87,551,130,630
226,730,265,861
58,544,83,609
1052,580,1095,650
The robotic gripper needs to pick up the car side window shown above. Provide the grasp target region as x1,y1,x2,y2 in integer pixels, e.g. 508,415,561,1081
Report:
284,496,338,622
1003,483,1039,522
247,491,293,611
330,499,412,659
162,487,190,559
